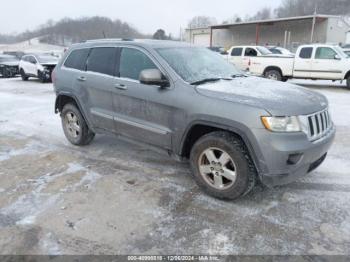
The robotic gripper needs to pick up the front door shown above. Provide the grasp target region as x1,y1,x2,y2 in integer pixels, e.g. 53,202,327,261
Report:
228,47,244,70
311,47,343,80
111,47,173,149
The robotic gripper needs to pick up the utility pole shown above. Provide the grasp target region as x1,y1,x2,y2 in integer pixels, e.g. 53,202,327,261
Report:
310,5,317,43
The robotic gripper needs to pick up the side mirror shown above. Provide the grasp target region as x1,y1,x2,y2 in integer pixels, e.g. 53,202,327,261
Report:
334,54,341,60
139,69,169,88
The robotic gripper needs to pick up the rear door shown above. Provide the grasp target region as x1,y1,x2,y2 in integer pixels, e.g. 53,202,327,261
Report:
311,47,343,79
293,47,313,78
228,47,244,70
111,46,173,149
242,47,258,71
83,47,118,131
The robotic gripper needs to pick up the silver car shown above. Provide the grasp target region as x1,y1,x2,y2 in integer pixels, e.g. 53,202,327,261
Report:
53,39,335,200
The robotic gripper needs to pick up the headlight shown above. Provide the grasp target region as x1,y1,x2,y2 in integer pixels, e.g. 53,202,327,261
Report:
261,116,301,132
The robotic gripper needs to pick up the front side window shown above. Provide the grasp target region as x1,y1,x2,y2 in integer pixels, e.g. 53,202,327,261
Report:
157,47,241,84
299,47,313,59
119,48,157,80
315,47,337,60
64,49,90,71
29,56,37,64
231,48,243,56
87,47,117,76
244,48,258,57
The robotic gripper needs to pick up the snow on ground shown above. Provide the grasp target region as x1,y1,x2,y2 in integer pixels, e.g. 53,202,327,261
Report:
0,77,349,255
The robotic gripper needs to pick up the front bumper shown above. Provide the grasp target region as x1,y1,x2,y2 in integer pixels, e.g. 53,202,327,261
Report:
252,124,336,187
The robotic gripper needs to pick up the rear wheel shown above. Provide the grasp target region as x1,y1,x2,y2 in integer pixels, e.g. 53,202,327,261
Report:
61,103,95,146
265,69,282,81
346,76,350,89
20,69,29,81
190,131,256,200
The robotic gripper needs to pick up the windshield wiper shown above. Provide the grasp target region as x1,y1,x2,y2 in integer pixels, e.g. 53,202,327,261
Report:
190,77,232,86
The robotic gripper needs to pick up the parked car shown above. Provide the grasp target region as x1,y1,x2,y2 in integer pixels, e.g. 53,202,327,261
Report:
19,54,58,83
342,44,350,56
53,39,335,200
3,51,25,59
0,55,20,78
248,44,350,88
208,46,228,55
268,46,294,56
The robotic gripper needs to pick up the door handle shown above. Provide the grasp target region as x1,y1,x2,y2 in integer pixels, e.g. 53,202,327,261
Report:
114,83,127,90
77,76,86,82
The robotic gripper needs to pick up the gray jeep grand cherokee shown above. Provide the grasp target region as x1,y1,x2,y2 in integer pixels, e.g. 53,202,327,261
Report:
53,39,335,200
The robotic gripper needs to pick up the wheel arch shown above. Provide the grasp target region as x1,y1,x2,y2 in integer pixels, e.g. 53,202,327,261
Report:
344,70,350,80
263,66,283,77
55,93,94,131
179,121,264,175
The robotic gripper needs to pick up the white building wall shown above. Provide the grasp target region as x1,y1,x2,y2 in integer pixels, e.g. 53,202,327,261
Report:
326,17,350,45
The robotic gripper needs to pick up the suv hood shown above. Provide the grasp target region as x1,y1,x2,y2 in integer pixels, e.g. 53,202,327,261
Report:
195,76,328,116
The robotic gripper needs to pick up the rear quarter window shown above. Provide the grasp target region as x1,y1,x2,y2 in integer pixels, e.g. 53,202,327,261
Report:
64,49,90,71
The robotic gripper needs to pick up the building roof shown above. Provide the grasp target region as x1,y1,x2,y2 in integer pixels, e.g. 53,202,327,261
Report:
210,14,341,29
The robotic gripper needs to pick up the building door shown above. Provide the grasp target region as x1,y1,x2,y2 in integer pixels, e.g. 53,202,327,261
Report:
193,34,210,47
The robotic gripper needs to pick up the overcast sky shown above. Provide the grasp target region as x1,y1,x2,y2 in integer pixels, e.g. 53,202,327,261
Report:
1,0,282,36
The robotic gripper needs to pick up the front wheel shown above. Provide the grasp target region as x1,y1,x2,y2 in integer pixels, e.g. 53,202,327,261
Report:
61,103,95,146
20,69,29,81
190,132,256,200
265,69,282,81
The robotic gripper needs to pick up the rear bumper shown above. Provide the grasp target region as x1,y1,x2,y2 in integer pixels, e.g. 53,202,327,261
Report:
252,125,336,187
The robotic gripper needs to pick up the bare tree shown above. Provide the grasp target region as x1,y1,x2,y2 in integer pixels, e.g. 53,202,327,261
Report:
222,15,242,24
188,16,217,29
249,7,272,21
275,0,350,18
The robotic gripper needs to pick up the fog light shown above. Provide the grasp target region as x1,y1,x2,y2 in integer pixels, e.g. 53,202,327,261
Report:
287,153,303,165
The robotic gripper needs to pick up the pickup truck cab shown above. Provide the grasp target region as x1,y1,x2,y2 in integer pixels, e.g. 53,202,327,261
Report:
248,44,350,88
226,46,273,71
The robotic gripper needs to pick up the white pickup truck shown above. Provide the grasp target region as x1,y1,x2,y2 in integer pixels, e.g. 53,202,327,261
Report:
226,45,292,71
247,44,350,88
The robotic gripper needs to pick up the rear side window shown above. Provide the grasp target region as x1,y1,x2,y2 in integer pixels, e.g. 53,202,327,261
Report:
299,47,313,59
119,48,158,80
64,49,90,70
231,48,243,56
87,47,117,76
244,48,257,57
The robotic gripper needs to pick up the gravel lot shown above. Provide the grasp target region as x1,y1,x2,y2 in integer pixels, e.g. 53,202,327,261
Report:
0,77,349,255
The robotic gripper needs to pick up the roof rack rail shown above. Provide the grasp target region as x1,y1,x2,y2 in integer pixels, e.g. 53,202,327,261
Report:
85,38,134,43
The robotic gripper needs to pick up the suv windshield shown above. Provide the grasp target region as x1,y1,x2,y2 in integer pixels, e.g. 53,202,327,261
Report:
157,47,241,83
37,55,58,64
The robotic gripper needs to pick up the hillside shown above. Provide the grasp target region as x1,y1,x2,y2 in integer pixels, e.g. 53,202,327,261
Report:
0,16,147,46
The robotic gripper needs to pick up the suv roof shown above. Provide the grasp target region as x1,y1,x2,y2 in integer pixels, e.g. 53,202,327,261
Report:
73,39,192,49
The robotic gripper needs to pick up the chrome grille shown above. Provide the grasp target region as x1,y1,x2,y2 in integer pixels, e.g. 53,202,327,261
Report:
306,109,332,141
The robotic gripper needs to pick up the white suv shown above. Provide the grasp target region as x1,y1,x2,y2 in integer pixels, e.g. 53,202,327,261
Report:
19,54,58,83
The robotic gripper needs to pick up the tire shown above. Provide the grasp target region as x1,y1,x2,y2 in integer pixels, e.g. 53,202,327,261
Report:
61,103,95,146
282,77,288,82
347,76,350,89
20,69,29,81
264,69,282,81
38,71,46,83
190,131,256,200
